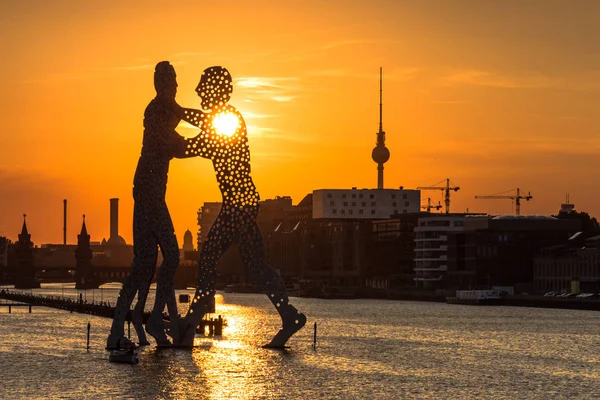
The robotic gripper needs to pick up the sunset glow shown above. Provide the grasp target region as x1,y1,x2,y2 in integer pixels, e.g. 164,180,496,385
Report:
212,112,239,137
0,1,599,245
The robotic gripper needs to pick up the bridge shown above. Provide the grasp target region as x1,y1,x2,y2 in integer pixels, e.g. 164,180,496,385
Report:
1,264,198,290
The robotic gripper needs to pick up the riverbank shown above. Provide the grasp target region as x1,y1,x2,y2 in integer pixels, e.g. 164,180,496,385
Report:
297,288,600,311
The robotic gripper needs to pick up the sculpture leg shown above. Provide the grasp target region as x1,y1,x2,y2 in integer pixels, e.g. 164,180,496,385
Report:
132,267,155,346
174,213,233,347
107,203,156,350
239,218,306,348
146,207,180,346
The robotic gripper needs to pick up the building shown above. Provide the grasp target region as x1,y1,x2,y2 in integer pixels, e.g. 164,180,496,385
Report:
533,230,600,294
196,196,298,286
413,214,474,289
298,219,371,289
366,213,428,289
312,188,420,219
197,202,222,245
446,216,581,293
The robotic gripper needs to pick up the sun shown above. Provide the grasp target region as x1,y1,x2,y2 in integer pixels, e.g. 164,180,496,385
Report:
213,112,239,137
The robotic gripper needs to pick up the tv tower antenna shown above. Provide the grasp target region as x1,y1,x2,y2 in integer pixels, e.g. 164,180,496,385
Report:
371,67,390,189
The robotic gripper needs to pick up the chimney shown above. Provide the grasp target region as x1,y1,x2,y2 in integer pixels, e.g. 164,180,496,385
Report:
63,199,67,245
110,198,119,239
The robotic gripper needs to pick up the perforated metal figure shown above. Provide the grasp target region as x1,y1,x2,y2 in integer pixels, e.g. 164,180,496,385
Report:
107,61,192,349
171,66,306,347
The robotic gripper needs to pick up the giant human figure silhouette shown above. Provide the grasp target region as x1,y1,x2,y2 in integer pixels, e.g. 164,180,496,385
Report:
107,61,192,349
171,66,306,347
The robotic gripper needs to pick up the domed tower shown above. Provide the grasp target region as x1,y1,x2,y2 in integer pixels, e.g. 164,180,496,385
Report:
371,67,390,189
182,229,194,252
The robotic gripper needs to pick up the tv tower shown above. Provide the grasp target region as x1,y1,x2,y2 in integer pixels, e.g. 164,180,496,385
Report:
371,67,390,189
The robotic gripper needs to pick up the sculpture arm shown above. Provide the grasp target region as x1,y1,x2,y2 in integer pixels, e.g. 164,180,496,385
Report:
176,107,215,159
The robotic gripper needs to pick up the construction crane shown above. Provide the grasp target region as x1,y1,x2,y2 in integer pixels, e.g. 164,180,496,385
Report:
474,188,533,216
421,197,442,213
417,178,460,214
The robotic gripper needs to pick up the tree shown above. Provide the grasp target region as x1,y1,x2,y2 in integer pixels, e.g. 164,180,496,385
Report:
553,210,599,232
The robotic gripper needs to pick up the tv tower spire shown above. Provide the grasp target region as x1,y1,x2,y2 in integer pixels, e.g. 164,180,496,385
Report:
371,67,390,189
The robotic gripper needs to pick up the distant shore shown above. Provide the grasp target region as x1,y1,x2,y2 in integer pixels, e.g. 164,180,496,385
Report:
296,289,600,311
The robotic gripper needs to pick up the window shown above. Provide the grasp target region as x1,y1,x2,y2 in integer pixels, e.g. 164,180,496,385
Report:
342,194,347,199
361,202,366,206
332,209,337,214
352,202,356,206
359,194,363,199
371,202,376,206
392,202,397,207
402,194,407,199
352,194,356,198
405,202,409,206
341,209,346,215
371,210,376,214
391,194,396,199
343,202,348,206
327,193,332,198
330,201,335,206
370,194,374,199
359,209,364,214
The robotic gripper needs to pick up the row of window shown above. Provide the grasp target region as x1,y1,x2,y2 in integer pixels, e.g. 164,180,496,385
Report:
331,209,409,215
418,220,465,227
329,201,410,207
326,193,409,200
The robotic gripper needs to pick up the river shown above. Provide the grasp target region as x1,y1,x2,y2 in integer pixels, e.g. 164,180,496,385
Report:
0,284,598,399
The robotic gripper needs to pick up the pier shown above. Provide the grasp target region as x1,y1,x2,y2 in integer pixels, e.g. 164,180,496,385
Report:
0,302,33,313
0,289,225,336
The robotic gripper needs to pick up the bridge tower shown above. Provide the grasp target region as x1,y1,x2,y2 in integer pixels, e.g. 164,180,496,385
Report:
13,215,40,289
75,215,95,289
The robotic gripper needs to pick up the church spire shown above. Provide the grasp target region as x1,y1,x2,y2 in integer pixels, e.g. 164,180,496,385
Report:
20,214,29,236
19,214,31,244
80,214,88,236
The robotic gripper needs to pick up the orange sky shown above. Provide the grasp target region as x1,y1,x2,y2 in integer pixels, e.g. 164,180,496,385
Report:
1,0,599,245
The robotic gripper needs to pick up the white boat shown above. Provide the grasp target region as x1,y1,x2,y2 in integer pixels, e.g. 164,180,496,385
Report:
109,348,139,364
447,290,502,305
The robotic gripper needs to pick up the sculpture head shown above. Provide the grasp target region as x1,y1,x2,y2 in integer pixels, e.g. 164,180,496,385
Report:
154,61,177,99
196,66,233,110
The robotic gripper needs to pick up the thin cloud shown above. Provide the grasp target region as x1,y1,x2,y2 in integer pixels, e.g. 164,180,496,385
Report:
306,67,419,82
247,125,312,143
235,76,301,103
243,112,277,120
235,77,300,89
444,69,555,89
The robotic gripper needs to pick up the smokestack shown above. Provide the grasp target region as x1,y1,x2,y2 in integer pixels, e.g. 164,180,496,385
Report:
63,199,67,245
110,198,119,240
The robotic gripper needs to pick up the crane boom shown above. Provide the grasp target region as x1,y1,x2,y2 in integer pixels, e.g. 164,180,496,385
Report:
420,197,442,213
474,188,533,216
417,178,460,214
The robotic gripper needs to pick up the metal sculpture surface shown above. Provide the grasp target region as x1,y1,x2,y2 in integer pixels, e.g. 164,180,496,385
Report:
107,61,192,349
169,66,306,347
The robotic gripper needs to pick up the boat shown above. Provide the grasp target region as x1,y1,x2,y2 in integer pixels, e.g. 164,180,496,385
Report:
446,290,503,305
109,348,139,364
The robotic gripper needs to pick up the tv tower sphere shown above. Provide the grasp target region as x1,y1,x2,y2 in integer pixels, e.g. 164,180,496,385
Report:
372,145,390,164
